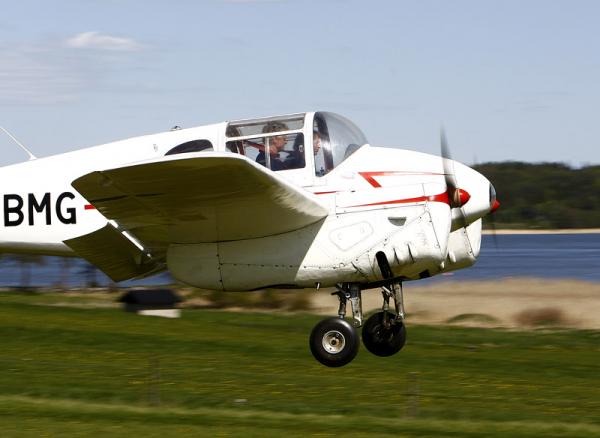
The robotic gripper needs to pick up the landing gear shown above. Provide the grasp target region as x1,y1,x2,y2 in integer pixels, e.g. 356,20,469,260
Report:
363,281,407,356
309,277,407,366
309,317,360,367
362,254,408,358
309,283,363,367
362,311,406,357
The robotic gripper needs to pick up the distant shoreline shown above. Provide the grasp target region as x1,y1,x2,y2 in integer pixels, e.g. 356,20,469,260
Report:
482,228,600,235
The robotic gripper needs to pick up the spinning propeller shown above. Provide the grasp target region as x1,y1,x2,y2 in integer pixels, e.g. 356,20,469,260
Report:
487,181,500,247
441,128,500,244
440,128,469,230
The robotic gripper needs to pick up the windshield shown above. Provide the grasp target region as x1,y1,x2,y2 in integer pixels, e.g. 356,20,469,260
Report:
313,112,368,176
225,115,306,172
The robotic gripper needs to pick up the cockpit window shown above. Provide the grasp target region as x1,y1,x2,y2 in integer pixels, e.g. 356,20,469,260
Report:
225,115,306,171
314,112,368,176
165,139,213,155
227,115,304,137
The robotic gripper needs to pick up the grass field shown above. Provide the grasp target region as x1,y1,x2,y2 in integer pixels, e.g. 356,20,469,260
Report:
1,291,600,437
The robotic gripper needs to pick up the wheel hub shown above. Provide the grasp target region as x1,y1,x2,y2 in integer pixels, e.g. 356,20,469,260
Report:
322,330,346,354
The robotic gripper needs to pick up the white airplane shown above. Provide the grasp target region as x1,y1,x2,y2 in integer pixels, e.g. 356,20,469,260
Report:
0,111,498,367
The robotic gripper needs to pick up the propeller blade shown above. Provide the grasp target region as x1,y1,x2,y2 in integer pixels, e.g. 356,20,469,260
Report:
488,213,498,248
440,128,468,228
440,128,457,191
487,185,500,248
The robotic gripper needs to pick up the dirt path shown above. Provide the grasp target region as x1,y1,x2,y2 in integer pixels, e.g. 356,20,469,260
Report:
310,279,600,329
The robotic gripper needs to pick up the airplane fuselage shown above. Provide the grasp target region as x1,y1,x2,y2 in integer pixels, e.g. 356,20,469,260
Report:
0,112,493,290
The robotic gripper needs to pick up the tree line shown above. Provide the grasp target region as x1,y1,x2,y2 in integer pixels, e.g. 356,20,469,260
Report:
473,162,600,229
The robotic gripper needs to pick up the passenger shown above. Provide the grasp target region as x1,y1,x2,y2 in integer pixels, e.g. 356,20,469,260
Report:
256,121,288,171
225,125,243,154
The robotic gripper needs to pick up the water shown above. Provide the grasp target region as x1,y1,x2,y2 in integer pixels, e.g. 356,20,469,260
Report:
0,234,598,287
436,233,600,282
0,257,173,288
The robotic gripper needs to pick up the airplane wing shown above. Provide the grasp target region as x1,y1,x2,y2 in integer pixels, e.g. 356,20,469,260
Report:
71,153,328,257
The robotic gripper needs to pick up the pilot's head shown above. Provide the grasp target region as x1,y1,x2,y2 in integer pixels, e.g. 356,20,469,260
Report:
313,131,321,155
262,121,289,154
262,121,288,133
226,125,241,137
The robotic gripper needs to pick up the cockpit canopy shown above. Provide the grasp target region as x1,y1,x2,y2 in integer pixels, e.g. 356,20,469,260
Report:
225,111,368,176
313,112,368,176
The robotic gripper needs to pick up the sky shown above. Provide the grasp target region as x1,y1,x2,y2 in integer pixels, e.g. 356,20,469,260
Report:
1,0,599,167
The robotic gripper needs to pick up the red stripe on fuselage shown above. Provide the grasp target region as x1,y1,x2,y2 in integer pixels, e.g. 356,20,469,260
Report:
312,171,462,207
84,204,96,210
358,171,446,188
351,192,450,208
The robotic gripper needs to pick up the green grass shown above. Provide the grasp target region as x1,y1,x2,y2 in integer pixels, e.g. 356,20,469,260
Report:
1,291,600,437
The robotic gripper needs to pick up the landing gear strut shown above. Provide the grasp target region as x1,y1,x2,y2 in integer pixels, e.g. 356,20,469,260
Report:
362,282,406,357
362,253,408,357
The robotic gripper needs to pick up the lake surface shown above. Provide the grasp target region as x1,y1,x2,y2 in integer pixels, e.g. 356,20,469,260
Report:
436,233,600,283
0,234,598,287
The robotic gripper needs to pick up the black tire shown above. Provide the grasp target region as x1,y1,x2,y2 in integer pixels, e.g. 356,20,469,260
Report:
309,318,360,367
362,311,406,357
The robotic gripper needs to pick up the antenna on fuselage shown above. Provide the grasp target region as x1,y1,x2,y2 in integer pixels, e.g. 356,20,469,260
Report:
0,126,37,161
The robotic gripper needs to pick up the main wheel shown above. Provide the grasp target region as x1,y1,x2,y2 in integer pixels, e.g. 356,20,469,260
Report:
309,318,360,367
362,311,406,357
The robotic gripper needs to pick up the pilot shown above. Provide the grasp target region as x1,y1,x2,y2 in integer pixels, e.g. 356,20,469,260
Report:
312,131,321,155
284,130,322,170
256,121,288,171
